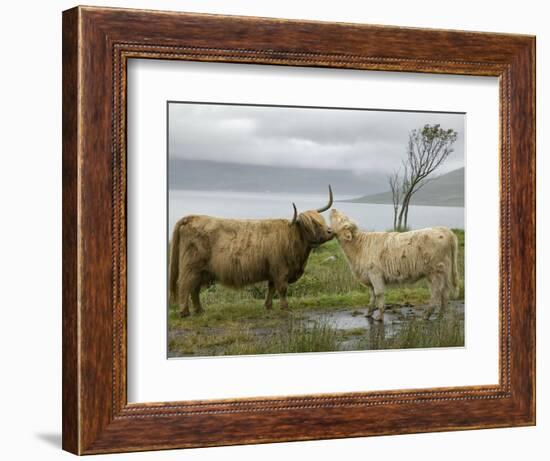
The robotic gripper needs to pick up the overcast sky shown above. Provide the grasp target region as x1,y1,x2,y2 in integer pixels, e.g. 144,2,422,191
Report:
168,102,464,176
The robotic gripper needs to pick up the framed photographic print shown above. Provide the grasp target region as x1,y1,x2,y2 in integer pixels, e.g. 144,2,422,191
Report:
62,6,535,455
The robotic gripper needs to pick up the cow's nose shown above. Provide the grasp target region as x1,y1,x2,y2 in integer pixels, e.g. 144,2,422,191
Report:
327,227,333,235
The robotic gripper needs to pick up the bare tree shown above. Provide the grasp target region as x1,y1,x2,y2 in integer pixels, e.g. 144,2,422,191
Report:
388,169,402,231
396,124,458,230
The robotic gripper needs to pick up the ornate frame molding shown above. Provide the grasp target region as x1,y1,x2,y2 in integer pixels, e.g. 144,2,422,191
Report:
62,6,535,454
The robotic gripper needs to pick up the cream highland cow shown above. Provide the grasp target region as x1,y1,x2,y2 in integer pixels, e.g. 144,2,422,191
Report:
330,209,459,321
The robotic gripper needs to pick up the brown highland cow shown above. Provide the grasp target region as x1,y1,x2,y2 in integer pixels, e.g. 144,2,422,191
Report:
169,186,334,317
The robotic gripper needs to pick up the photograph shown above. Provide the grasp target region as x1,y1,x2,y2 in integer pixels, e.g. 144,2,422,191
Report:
167,102,465,358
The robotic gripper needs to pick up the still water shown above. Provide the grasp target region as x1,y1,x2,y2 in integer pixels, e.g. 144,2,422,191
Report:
168,190,464,236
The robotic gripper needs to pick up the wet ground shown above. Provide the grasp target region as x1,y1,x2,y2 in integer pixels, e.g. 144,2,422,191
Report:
168,301,465,357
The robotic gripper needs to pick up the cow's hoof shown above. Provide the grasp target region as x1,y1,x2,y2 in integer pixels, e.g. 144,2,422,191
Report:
365,310,374,318
264,304,273,310
180,310,191,318
194,309,204,315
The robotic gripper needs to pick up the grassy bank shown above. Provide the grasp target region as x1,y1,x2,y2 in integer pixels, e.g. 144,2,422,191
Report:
168,229,465,357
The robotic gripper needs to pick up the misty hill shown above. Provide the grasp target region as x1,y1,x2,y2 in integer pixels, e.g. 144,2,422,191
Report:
343,167,464,207
169,159,388,197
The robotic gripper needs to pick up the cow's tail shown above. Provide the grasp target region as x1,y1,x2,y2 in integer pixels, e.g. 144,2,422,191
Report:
450,231,460,298
168,220,182,305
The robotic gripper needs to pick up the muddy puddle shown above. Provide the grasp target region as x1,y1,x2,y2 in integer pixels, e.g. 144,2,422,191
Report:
301,301,465,350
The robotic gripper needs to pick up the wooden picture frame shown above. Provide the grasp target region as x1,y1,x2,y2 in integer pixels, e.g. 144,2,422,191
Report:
62,5,535,455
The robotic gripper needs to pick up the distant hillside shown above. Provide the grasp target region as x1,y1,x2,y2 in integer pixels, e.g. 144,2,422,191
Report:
342,167,464,207
169,159,388,196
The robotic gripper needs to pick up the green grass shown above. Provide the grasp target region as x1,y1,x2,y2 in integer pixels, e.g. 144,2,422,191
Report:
224,319,340,356
168,229,465,357
358,313,464,350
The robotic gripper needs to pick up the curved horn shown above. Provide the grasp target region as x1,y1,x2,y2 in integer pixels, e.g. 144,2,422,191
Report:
290,203,298,225
316,185,333,213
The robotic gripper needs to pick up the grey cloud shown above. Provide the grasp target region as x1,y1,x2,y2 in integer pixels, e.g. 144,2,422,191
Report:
169,103,464,175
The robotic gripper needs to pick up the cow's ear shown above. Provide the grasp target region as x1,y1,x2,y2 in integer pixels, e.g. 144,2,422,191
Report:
342,224,354,241
342,230,353,241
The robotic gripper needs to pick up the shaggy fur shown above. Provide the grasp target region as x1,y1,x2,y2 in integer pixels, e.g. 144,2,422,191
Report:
169,210,333,316
330,209,459,320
